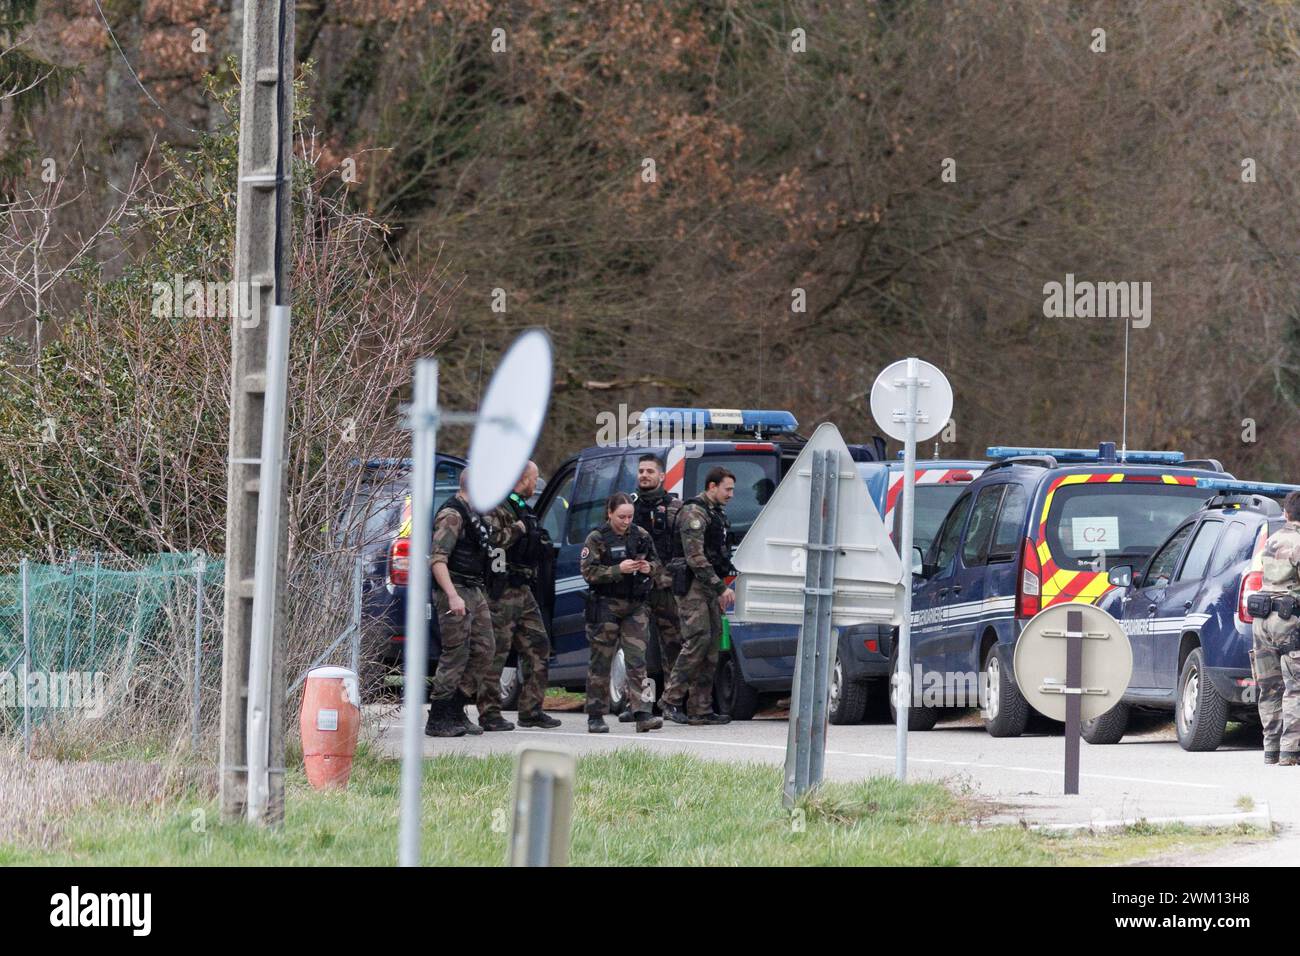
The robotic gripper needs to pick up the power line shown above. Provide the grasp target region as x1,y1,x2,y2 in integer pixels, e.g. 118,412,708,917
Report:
91,0,205,136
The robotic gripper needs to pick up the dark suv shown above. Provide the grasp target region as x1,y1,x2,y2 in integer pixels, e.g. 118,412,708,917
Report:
1089,479,1299,751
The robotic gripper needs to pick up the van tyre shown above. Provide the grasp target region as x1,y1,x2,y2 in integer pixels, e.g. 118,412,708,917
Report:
888,647,938,730
1176,647,1227,752
714,652,760,721
829,657,869,725
981,646,1028,738
1081,702,1129,745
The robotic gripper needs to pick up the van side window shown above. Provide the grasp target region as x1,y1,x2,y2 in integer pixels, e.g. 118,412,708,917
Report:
961,485,1005,567
988,484,1028,562
564,455,625,544
932,492,972,572
1176,520,1222,582
1143,522,1195,589
539,468,576,543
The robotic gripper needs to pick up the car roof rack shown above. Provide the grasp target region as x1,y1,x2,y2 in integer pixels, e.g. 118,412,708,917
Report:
1204,493,1283,515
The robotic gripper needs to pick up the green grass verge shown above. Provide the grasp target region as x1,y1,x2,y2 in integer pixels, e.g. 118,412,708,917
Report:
0,745,1250,866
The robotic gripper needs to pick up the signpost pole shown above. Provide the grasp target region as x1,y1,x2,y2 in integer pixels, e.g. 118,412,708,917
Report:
399,359,438,867
808,449,839,789
784,449,826,805
1064,608,1083,795
894,359,920,781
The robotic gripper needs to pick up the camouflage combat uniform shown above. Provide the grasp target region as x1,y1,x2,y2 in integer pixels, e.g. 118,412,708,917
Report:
477,493,553,722
632,485,684,693
429,495,495,709
660,495,732,716
1251,520,1300,759
580,522,659,717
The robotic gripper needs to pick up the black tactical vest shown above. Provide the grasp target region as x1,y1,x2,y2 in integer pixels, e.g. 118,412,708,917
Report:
591,525,653,601
673,495,733,579
633,488,677,562
437,495,491,585
503,493,546,581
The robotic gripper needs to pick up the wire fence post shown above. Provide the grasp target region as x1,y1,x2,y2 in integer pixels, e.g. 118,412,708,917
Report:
192,550,207,752
88,552,101,659
21,557,31,757
350,554,362,678
62,552,79,672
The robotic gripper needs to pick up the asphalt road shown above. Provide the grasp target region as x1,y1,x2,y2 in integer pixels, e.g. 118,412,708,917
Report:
371,703,1300,864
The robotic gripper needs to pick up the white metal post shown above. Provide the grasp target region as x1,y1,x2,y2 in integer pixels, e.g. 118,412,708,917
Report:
192,550,206,752
399,359,438,867
246,304,292,825
351,554,363,678
894,358,920,781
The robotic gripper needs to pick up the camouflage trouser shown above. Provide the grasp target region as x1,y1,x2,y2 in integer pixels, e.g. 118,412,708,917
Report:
660,579,721,716
586,597,653,717
477,584,551,719
1251,617,1300,754
624,586,682,701
430,585,494,703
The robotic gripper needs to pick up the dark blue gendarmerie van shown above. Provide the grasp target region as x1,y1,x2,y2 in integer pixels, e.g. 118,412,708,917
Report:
531,408,888,717
905,442,1233,737
1089,478,1300,751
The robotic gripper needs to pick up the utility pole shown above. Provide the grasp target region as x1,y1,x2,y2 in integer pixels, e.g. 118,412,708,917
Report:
219,0,295,825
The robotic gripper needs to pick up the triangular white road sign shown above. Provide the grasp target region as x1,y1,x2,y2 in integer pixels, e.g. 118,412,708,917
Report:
733,422,904,627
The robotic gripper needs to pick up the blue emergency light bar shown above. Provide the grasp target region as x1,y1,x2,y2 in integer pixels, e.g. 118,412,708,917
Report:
985,444,1185,464
639,407,798,435
1196,478,1300,498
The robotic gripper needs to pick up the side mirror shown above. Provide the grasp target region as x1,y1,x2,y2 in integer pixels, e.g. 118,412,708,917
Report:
911,547,925,577
1107,565,1133,589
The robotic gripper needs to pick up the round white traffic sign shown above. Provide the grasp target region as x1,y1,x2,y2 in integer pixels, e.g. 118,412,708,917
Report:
1013,602,1132,723
869,358,952,443
467,329,553,511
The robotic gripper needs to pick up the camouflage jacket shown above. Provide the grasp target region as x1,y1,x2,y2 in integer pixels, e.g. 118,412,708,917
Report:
678,498,728,596
580,523,661,590
1261,521,1300,596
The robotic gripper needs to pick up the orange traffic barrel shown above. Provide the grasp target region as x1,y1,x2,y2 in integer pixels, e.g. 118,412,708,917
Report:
300,666,361,790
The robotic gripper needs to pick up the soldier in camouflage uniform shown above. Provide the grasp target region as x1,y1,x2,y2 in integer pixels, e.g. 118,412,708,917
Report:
426,469,495,738
619,453,684,721
580,492,664,733
476,461,562,732
1252,490,1300,765
659,467,736,726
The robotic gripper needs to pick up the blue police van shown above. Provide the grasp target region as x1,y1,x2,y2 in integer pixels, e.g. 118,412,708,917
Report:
529,408,889,718
829,457,986,723
905,443,1233,737
334,455,467,697
1088,478,1300,751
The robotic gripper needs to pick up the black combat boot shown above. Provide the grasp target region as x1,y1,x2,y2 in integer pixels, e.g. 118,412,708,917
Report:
1265,751,1280,765
425,698,466,738
451,692,483,735
618,709,637,723
688,711,732,726
517,710,561,728
660,702,690,725
479,712,515,732
635,712,663,732
587,715,609,734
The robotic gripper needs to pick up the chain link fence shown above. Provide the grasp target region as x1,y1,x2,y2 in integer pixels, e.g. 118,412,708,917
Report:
0,550,363,757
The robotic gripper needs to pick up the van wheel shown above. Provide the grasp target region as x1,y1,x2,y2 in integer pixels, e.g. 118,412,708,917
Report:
714,652,760,720
499,666,521,712
1176,647,1226,752
981,647,1028,738
829,658,869,725
1082,702,1129,744
608,649,628,715
888,648,938,730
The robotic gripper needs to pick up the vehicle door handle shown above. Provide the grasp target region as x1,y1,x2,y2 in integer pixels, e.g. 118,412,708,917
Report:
1146,607,1158,616
951,586,962,597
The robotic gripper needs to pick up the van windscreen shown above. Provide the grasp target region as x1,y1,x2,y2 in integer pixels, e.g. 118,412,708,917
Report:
1043,481,1207,571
